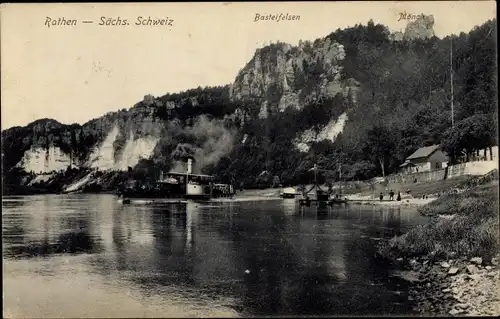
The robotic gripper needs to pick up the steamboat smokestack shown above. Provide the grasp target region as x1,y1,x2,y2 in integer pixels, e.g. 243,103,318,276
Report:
187,158,193,174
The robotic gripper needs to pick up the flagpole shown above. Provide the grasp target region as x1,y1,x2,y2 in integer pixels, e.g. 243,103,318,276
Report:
450,36,454,128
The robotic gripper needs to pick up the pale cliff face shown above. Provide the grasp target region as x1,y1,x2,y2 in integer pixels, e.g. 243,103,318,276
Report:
16,125,160,173
294,112,348,152
86,125,159,171
16,146,72,174
87,125,120,170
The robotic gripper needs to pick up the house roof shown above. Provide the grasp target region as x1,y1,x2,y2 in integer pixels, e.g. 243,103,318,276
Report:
399,160,416,167
406,144,440,160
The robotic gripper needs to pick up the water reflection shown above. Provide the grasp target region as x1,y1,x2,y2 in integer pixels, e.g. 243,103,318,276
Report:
2,195,427,317
3,196,103,258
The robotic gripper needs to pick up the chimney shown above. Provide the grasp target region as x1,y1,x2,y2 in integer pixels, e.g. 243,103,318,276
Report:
187,158,193,174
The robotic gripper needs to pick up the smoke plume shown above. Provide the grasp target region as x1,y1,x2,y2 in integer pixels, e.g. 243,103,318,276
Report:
168,115,236,174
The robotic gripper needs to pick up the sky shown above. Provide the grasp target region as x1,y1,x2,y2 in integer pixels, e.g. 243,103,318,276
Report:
1,1,496,129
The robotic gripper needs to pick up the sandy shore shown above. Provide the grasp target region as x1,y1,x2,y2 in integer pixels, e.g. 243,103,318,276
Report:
345,194,437,207
212,196,282,202
235,186,439,207
224,193,437,207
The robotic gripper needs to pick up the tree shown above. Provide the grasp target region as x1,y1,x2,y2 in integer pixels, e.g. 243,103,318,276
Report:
441,126,464,164
362,125,396,177
442,113,496,164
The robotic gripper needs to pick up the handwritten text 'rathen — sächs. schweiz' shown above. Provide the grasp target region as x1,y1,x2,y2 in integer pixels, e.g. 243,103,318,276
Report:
44,16,174,28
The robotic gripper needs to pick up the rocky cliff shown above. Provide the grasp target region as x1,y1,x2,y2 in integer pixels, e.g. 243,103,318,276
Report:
3,97,237,174
230,38,359,120
3,34,359,179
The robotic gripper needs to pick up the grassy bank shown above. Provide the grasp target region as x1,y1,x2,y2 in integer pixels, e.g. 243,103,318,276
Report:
375,174,499,316
379,179,499,263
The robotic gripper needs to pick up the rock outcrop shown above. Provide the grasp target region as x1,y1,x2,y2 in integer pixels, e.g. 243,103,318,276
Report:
404,14,435,40
390,31,404,42
402,255,500,316
230,38,358,119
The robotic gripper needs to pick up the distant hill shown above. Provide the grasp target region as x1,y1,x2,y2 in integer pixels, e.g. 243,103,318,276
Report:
2,16,497,191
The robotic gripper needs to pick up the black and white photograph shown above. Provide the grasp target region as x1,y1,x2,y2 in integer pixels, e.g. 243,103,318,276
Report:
1,1,498,317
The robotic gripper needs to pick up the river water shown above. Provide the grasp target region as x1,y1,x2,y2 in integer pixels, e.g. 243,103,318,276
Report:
3,194,430,318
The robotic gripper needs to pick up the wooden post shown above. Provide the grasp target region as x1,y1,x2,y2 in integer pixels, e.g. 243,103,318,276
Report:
450,36,454,128
339,162,342,197
313,164,317,187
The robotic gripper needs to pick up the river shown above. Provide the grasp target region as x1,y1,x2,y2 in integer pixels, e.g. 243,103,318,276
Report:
2,194,430,318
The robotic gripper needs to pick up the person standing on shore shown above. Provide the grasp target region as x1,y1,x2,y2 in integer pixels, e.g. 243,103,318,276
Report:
397,191,401,201
389,189,395,200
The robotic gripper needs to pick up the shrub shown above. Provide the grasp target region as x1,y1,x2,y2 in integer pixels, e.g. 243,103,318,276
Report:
383,181,499,262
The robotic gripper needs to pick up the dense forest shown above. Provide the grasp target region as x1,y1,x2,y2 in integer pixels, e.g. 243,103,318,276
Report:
2,19,497,191
209,19,497,187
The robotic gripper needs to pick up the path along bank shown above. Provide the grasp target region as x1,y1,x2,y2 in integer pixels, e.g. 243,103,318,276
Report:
376,174,499,316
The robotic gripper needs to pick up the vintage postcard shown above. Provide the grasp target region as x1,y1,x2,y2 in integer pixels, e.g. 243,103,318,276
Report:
1,1,498,318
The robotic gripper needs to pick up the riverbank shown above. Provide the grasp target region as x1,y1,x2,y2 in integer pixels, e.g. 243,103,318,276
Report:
385,254,500,316
237,188,439,207
345,195,436,207
5,168,472,196
213,195,282,202
377,179,499,316
5,169,496,207
236,174,481,203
